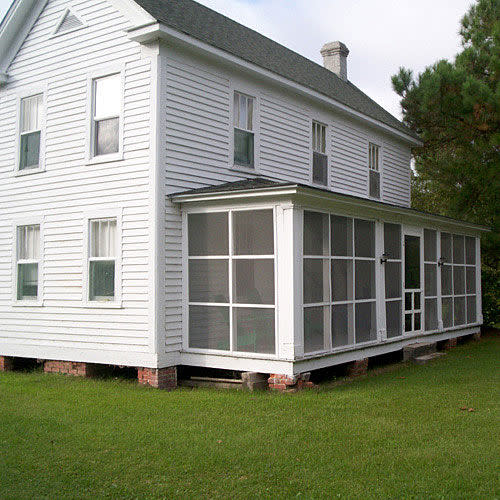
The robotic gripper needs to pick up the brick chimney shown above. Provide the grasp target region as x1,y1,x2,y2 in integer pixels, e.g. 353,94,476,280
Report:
320,41,349,81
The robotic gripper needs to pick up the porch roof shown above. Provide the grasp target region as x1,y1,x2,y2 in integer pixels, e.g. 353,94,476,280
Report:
169,178,490,234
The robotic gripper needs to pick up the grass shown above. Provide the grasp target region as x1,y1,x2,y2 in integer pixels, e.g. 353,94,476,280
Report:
1,334,499,500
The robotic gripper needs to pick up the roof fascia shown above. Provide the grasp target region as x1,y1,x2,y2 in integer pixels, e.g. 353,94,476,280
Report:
171,184,489,233
128,23,422,147
0,0,48,84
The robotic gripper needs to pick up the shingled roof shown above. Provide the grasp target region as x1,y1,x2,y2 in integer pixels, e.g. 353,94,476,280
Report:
134,0,419,141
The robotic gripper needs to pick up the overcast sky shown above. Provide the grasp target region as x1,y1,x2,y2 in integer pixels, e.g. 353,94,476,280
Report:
0,0,474,118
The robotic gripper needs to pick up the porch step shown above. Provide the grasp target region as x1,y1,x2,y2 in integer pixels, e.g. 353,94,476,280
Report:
179,376,243,390
403,342,437,362
413,352,447,365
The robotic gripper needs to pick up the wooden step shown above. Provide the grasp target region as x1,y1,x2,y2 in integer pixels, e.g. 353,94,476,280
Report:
403,342,437,361
413,352,447,365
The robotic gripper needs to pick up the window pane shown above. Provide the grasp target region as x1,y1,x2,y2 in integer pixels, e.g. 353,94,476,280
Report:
89,260,115,300
414,313,421,331
19,131,41,170
404,235,420,289
331,259,353,302
467,296,476,324
405,292,412,311
355,260,375,300
21,94,42,132
354,219,375,258
94,74,120,118
313,152,328,185
189,259,228,303
18,225,40,260
425,298,438,331
453,266,465,295
465,236,476,265
234,129,254,166
466,267,476,294
424,229,437,262
238,94,247,130
234,307,275,354
331,215,353,256
441,264,452,296
386,300,402,338
442,297,453,328
304,306,325,353
332,303,354,347
17,263,38,300
441,233,452,263
355,301,376,343
304,259,326,304
233,259,274,304
414,292,421,310
304,211,328,256
405,313,412,332
369,170,380,198
90,219,116,258
424,263,437,297
453,235,464,264
454,296,466,326
246,97,253,131
233,210,273,255
189,305,229,350
95,117,119,156
188,213,228,256
384,223,401,259
385,262,401,299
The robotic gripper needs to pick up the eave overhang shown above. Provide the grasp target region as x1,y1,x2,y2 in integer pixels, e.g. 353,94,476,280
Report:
170,183,490,235
128,22,423,148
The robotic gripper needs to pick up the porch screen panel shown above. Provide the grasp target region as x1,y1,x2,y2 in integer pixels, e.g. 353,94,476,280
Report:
424,229,438,331
384,223,402,338
188,210,275,354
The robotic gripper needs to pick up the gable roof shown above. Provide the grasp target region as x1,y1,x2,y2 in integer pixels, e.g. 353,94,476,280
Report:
134,0,419,142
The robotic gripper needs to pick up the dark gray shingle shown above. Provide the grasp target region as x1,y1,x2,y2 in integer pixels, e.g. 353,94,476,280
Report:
134,0,419,141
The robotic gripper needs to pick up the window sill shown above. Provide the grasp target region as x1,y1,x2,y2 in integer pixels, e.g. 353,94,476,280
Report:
12,300,44,307
230,163,257,175
14,167,45,177
80,301,123,309
86,153,124,166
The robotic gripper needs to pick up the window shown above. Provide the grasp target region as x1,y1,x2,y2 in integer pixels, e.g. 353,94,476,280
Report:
312,121,328,186
368,142,380,199
92,74,121,157
303,211,376,353
16,225,40,300
19,94,43,170
187,209,275,354
440,233,477,328
233,92,254,167
88,218,117,301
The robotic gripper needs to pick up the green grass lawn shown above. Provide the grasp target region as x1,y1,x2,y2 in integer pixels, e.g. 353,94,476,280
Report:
1,334,499,500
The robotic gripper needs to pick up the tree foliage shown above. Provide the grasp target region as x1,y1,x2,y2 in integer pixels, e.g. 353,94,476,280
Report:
392,0,500,326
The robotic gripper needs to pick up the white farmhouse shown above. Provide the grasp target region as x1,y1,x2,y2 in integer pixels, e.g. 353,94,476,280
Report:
0,0,487,389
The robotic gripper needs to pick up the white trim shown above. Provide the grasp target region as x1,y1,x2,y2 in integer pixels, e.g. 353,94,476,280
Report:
11,216,44,307
367,140,383,201
310,119,330,189
85,65,125,165
50,7,86,39
127,23,422,147
82,208,123,309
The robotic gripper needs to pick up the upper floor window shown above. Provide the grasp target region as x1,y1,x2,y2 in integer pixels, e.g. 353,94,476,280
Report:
19,94,43,171
92,74,120,158
233,92,254,168
16,225,40,301
368,142,380,199
312,121,327,186
88,218,117,301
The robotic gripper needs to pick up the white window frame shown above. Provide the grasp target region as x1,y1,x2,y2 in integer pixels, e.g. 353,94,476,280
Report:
82,209,122,308
14,87,46,176
368,141,382,200
183,206,278,359
302,209,379,356
230,86,260,173
50,7,86,39
311,120,329,188
12,217,44,307
86,66,124,165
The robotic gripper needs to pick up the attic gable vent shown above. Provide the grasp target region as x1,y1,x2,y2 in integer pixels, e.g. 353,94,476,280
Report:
53,9,84,36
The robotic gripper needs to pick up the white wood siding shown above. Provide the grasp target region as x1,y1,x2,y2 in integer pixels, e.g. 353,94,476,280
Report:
0,0,155,364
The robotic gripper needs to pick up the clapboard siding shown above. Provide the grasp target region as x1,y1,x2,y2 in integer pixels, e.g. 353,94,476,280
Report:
0,0,154,361
383,140,411,205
